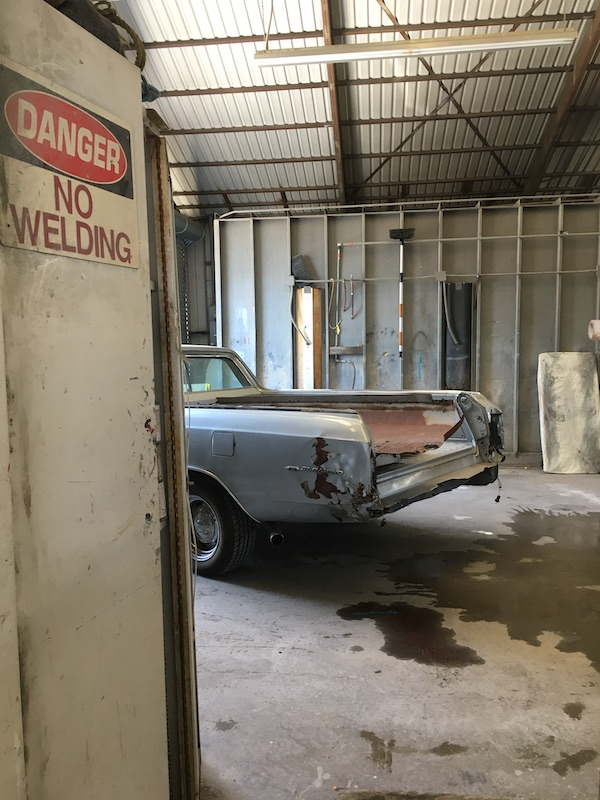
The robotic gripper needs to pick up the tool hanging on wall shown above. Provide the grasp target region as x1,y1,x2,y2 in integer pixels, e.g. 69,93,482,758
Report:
389,228,415,386
442,281,474,390
331,244,343,342
330,244,360,389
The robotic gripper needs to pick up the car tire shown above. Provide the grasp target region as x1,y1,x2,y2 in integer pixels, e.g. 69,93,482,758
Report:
189,480,256,577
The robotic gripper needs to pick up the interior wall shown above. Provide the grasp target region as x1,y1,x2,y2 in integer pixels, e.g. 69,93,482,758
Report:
215,199,600,455
186,239,209,343
216,218,257,371
251,219,291,388
0,284,26,800
0,3,172,797
183,222,214,345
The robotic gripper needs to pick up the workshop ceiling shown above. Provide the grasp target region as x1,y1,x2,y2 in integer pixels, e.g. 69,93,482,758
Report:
115,0,600,219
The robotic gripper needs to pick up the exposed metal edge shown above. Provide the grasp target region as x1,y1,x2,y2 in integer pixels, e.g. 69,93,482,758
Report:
376,442,481,507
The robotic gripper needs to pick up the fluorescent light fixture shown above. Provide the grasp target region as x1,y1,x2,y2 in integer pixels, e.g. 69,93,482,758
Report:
255,28,577,68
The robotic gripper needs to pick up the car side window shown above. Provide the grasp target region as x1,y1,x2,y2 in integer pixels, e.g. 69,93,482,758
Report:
183,356,248,391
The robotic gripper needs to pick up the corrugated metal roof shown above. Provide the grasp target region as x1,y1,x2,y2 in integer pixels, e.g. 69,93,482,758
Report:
108,0,600,217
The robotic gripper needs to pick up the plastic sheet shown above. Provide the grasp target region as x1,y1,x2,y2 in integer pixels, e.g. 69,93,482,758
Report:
538,352,600,473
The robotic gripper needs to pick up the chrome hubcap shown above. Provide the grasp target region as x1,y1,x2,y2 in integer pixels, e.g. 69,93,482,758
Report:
190,496,221,561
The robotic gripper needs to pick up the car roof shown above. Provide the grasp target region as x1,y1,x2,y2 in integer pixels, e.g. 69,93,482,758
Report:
182,344,239,358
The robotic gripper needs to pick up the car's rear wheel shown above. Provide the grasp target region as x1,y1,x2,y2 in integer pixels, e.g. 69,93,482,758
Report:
189,480,256,577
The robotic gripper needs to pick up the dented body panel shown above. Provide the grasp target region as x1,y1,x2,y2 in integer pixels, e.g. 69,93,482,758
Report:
186,404,375,522
184,346,504,524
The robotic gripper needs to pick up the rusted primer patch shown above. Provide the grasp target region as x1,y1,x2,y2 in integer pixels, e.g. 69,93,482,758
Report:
300,437,346,500
359,406,462,455
291,438,374,516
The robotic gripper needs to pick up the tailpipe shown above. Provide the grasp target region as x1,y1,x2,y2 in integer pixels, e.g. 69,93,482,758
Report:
269,532,284,546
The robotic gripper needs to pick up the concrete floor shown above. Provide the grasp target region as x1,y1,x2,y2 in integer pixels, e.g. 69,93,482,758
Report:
195,467,600,800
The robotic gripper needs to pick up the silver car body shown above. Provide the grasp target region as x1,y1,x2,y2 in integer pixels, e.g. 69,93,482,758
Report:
183,345,504,525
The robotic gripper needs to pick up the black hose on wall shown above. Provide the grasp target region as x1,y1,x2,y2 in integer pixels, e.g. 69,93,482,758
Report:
443,282,473,390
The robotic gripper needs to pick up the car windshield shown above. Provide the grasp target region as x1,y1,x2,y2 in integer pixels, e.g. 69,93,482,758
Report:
183,355,251,392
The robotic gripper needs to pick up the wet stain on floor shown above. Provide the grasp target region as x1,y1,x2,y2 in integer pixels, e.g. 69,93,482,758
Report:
429,742,469,756
337,602,484,666
373,509,600,671
337,793,511,800
551,748,598,775
360,730,396,772
214,718,237,731
357,736,470,764
563,701,585,720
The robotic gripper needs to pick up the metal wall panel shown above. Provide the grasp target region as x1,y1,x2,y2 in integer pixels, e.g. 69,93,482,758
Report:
217,218,257,370
364,213,404,390
186,238,212,344
216,198,600,455
328,215,367,390
561,205,599,354
254,219,294,388
403,210,442,390
519,270,559,451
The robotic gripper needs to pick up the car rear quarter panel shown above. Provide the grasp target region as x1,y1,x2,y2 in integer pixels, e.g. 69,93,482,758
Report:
186,406,376,523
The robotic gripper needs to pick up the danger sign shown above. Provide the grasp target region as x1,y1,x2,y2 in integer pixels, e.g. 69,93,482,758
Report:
0,57,139,268
5,91,127,184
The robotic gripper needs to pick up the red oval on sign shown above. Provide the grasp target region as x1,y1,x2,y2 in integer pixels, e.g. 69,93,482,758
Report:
4,90,127,184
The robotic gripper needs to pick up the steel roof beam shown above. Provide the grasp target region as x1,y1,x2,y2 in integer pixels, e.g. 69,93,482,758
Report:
174,174,529,197
169,144,536,171
174,188,335,196
161,107,583,137
340,65,595,87
553,139,600,147
169,139,598,171
321,0,345,204
172,171,598,197
158,66,572,98
339,13,592,36
524,7,600,194
137,13,592,50
163,122,333,135
170,156,334,168
177,186,598,211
